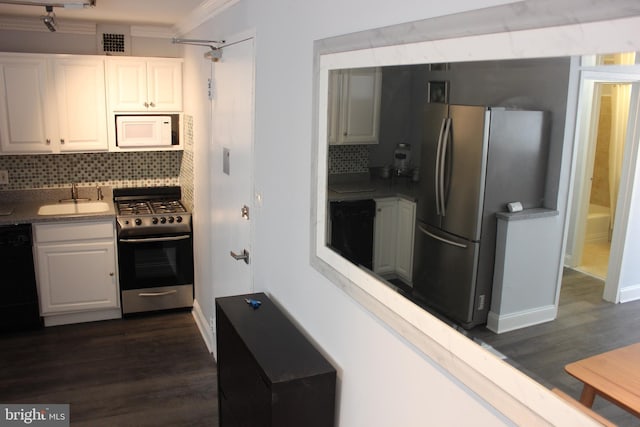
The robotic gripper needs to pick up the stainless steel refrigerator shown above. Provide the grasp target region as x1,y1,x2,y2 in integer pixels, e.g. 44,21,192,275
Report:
413,104,549,328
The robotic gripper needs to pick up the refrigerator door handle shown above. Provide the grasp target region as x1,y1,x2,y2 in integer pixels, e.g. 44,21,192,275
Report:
418,223,468,249
439,117,452,216
434,117,447,216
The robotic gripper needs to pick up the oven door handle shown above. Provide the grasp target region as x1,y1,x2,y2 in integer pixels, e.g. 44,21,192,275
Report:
119,235,191,243
138,290,178,297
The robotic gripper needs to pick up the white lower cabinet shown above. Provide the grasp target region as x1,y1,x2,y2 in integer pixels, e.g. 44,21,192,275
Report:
395,198,416,283
373,198,397,276
374,197,415,284
33,220,120,326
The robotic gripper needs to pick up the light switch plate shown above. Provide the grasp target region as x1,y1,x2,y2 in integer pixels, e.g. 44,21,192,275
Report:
0,170,8,185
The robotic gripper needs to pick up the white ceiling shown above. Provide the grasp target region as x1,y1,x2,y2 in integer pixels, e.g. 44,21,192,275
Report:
0,0,205,27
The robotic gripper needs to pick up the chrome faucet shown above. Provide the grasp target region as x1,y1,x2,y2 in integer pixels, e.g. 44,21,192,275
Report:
96,185,103,201
71,183,78,201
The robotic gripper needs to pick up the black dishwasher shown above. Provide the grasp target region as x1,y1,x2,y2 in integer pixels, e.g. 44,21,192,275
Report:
0,224,42,333
329,199,375,269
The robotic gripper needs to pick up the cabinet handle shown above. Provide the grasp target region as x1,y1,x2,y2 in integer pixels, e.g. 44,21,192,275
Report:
343,132,348,136
60,139,65,144
150,102,156,108
144,102,149,108
46,139,51,145
109,272,114,276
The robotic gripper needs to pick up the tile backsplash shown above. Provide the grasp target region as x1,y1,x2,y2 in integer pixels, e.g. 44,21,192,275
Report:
0,114,196,209
328,145,369,174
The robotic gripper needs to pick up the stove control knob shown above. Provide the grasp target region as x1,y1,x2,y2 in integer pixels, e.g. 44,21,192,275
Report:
168,216,175,224
135,218,142,226
152,217,159,224
176,216,183,223
160,217,167,224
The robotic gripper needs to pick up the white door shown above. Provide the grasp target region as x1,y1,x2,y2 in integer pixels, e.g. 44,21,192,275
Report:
210,36,255,299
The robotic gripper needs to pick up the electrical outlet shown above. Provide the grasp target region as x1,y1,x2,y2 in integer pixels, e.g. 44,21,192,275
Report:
0,170,8,185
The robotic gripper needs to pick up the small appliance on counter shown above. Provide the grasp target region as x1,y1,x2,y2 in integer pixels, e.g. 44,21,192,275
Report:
393,143,412,175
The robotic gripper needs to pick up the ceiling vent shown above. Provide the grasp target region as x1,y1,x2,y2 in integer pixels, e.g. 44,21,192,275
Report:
102,33,125,53
96,25,130,55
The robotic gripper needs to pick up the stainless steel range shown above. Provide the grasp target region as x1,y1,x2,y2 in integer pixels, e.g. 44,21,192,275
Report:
114,187,194,315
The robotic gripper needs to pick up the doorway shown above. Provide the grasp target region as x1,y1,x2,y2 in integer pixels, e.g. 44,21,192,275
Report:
577,82,632,279
566,52,639,302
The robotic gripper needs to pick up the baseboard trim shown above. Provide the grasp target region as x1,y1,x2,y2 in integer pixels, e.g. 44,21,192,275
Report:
487,305,557,334
620,284,640,303
43,308,121,327
192,299,215,354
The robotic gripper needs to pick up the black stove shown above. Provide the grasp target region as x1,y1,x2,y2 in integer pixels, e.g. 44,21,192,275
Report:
113,186,191,237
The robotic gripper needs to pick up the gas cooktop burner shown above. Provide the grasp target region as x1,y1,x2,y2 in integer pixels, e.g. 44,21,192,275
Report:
117,201,153,215
150,200,188,214
113,187,191,237
116,199,187,216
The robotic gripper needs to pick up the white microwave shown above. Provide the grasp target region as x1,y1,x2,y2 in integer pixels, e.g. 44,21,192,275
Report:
115,114,179,148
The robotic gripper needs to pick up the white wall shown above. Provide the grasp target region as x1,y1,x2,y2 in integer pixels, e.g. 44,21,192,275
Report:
185,0,526,425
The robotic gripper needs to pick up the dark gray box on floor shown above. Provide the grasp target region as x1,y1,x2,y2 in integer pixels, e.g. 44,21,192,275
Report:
216,292,336,427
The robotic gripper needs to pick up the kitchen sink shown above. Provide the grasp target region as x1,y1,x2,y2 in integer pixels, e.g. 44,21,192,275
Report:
38,201,110,216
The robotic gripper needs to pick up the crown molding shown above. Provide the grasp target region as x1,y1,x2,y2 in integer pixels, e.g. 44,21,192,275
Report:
130,25,174,38
173,0,239,36
0,15,95,34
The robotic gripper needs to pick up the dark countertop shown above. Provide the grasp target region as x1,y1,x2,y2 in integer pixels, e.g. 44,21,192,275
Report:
0,187,116,226
327,173,420,202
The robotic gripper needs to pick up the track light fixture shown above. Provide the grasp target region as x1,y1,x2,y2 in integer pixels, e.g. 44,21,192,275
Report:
40,5,56,32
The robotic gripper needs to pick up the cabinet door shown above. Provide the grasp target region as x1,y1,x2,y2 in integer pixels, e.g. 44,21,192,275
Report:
146,60,183,111
0,57,55,153
107,58,148,111
326,71,341,145
36,241,118,314
373,198,397,275
396,199,416,284
54,57,108,152
339,67,381,144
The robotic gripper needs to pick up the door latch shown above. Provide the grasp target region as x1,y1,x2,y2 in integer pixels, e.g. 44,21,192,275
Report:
230,249,250,264
241,205,250,220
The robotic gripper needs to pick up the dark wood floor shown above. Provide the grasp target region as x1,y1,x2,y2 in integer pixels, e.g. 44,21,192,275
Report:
469,268,640,426
0,311,218,426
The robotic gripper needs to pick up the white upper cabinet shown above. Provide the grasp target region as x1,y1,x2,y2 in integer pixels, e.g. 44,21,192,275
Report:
53,57,108,152
107,57,183,112
0,56,55,153
0,54,108,154
328,67,381,145
0,52,183,155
